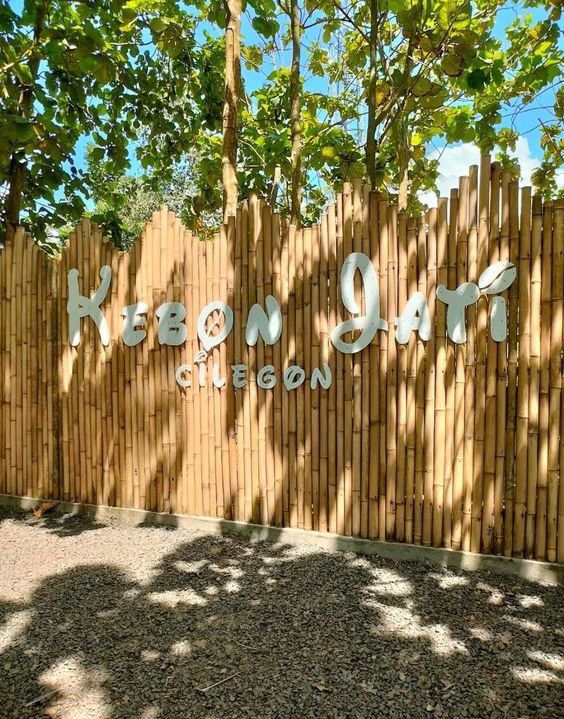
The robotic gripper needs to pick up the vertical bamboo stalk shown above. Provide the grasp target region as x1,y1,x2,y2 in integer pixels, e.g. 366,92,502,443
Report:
311,224,321,531
472,156,490,553
505,178,520,555
396,209,408,542
241,203,253,521
513,187,532,556
319,214,329,533
414,215,426,545
497,171,511,555
443,189,458,548
0,239,5,496
486,164,502,552
219,225,231,519
287,224,298,527
191,231,203,516
280,218,290,526
271,211,283,526
336,194,345,536
352,178,362,537
386,204,397,539
404,214,417,544
327,204,339,534
295,226,305,528
452,176,468,550
248,196,260,523
234,209,245,520
343,183,353,536
263,208,275,525
524,195,543,557
368,193,380,539
433,198,448,547
548,199,562,562
303,225,313,530
463,166,478,552
361,184,371,538
423,208,436,546
255,201,267,524
535,202,552,559
226,216,238,520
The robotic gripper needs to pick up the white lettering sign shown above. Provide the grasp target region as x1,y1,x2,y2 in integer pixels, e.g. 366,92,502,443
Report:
67,256,517,391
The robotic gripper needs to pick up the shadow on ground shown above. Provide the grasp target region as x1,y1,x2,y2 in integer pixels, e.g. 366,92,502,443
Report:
0,505,107,538
0,510,562,719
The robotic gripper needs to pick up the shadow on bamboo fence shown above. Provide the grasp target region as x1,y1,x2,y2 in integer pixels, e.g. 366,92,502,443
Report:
0,155,562,562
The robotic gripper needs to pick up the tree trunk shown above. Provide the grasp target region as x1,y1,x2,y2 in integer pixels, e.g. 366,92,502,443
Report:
365,0,379,187
4,1,49,239
222,0,241,222
398,130,409,212
289,0,302,227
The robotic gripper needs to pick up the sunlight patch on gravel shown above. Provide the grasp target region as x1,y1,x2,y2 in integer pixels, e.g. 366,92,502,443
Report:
40,658,110,719
366,600,469,656
147,588,208,607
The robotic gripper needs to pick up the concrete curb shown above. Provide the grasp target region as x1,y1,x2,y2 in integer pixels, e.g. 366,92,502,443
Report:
1,493,562,585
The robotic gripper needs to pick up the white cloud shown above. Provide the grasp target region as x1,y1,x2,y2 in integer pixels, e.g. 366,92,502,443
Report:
418,137,563,208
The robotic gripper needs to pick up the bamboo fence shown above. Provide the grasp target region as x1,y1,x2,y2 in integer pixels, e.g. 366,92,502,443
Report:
0,158,562,562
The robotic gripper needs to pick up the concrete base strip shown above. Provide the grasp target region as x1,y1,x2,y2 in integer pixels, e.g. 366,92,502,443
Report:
1,493,561,585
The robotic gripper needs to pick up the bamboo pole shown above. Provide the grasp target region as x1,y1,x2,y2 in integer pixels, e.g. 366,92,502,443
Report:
248,197,260,523
396,209,408,542
513,186,531,556
433,198,448,547
0,238,5,496
335,194,345,536
303,225,313,531
191,229,203,516
386,204,398,539
361,184,371,538
443,188,458,548
496,171,511,555
234,209,245,520
311,223,322,531
485,164,502,552
183,228,195,516
413,215,426,545
368,193,380,539
271,211,283,526
280,217,290,526
295,226,305,529
505,178,520,554
327,204,339,534
343,183,353,536
528,195,543,557
377,196,389,540
404,214,417,544
352,178,362,537
535,202,552,559
287,223,298,527
213,231,226,518
452,175,468,550
423,208,436,546
464,166,478,552
319,214,329,533
548,199,562,562
472,156,490,553
255,201,267,524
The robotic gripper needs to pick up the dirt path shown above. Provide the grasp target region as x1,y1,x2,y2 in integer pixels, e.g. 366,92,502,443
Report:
1,506,562,718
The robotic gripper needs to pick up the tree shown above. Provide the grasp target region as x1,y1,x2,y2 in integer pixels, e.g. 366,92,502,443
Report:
222,0,242,220
81,146,221,247
0,0,196,240
288,0,302,226
321,0,563,208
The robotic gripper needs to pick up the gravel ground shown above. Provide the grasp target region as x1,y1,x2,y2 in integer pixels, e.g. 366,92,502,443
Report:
0,506,562,719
